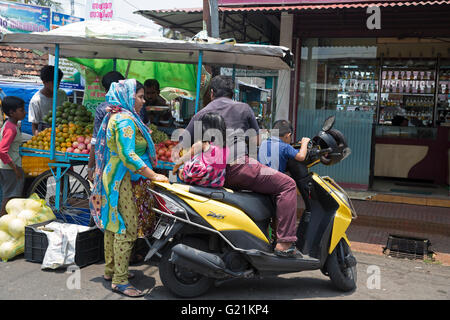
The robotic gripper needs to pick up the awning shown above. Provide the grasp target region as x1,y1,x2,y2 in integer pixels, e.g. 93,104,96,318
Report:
0,20,292,70
141,1,449,13
135,1,450,43
218,0,450,11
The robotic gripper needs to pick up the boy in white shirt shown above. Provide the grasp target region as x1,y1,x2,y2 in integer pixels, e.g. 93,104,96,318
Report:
28,65,67,136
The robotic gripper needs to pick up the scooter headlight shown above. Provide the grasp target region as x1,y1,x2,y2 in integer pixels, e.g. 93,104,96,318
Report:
321,177,357,219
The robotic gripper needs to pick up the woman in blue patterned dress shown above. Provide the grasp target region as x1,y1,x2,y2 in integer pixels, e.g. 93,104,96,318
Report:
90,79,168,297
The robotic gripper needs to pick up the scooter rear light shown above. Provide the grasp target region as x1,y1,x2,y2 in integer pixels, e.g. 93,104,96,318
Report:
151,191,185,215
152,193,172,214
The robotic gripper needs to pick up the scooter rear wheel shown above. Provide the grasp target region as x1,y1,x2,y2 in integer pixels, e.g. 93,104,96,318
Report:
325,239,357,292
159,236,214,298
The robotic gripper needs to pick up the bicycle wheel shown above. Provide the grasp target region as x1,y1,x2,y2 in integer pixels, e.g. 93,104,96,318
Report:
27,169,93,226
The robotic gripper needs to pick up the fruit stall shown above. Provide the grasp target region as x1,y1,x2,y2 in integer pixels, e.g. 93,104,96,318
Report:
0,20,291,228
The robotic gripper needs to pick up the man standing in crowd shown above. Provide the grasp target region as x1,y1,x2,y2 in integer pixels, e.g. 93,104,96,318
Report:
140,79,168,125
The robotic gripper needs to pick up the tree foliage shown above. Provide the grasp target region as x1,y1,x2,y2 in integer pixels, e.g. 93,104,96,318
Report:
18,0,63,12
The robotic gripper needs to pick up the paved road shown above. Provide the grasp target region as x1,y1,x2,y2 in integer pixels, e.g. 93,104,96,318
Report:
0,251,449,300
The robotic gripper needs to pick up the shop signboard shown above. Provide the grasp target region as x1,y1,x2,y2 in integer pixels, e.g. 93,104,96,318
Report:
221,67,278,78
51,12,84,29
85,0,114,21
0,0,50,33
50,12,85,90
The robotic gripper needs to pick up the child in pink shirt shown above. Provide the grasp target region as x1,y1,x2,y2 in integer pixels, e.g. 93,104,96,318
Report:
173,112,229,188
0,96,26,215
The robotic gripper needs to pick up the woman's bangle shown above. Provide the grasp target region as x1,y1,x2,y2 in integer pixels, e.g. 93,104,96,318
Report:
87,167,95,172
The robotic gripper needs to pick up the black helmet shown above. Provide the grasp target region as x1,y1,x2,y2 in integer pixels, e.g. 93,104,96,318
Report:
313,128,351,166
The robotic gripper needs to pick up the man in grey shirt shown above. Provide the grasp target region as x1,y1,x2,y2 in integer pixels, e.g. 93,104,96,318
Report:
28,65,67,136
183,75,301,258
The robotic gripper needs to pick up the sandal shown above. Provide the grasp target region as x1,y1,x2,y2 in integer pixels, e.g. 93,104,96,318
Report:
103,272,135,281
274,244,304,258
111,283,148,298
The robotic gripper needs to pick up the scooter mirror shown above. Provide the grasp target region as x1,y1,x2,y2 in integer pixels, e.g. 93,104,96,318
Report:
322,116,335,131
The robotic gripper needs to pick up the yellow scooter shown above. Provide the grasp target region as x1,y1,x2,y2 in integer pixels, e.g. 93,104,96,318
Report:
145,116,357,298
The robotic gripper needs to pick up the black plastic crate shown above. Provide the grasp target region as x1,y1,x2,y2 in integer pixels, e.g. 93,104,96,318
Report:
25,220,104,268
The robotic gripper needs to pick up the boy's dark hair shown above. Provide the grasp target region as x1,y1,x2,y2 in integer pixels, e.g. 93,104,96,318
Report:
144,79,160,91
210,75,234,99
1,96,25,117
272,120,293,137
40,65,64,83
102,71,125,92
201,112,227,147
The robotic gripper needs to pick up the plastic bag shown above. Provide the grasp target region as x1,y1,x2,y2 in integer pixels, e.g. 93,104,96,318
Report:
40,221,90,270
0,193,56,262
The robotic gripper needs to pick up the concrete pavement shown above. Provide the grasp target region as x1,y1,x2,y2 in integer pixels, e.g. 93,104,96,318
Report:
0,250,449,300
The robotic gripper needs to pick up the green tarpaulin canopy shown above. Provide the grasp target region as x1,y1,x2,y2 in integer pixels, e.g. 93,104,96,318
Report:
69,58,199,96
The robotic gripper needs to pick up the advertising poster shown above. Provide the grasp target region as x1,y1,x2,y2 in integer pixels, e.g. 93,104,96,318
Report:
79,66,106,113
50,12,85,90
0,0,50,33
51,11,83,29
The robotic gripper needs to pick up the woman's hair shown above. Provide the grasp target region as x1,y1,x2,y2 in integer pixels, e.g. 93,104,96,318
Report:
136,80,144,93
1,96,25,117
201,112,227,147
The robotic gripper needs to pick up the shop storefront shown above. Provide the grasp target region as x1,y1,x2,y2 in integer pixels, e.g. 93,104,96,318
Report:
292,2,450,191
297,38,450,189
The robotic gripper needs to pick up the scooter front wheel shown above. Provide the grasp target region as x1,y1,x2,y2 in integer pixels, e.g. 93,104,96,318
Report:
159,237,214,298
325,239,357,292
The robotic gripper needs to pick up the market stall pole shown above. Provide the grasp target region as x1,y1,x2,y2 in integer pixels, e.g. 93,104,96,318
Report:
195,50,203,114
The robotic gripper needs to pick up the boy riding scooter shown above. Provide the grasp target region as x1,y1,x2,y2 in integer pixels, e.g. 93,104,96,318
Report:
258,119,313,213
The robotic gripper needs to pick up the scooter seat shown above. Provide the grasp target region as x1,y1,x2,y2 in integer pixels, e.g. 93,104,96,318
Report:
188,185,275,222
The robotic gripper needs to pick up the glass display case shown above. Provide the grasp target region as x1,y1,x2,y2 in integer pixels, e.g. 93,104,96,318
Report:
378,59,437,126
437,60,450,126
320,60,378,112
